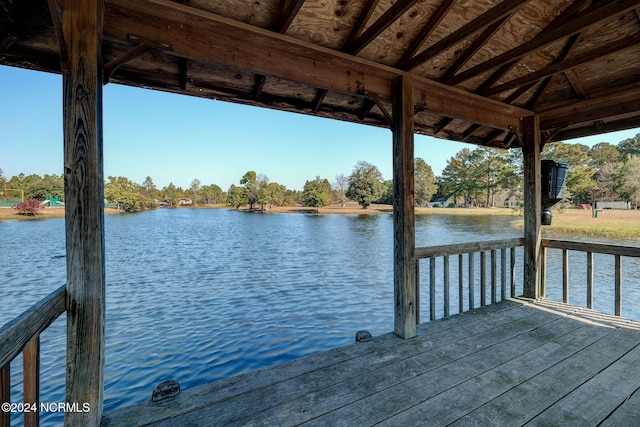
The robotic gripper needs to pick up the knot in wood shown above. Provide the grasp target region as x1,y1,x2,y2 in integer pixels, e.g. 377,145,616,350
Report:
152,379,180,402
355,330,372,342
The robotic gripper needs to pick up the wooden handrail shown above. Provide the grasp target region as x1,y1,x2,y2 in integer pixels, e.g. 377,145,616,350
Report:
415,237,524,259
540,239,640,317
0,286,66,370
1,285,66,427
541,239,640,258
416,238,524,322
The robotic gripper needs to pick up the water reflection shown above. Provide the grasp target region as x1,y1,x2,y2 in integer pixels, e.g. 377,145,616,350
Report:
0,209,634,425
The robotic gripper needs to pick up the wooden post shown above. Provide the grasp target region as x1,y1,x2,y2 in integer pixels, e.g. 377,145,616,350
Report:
522,115,542,299
60,1,106,425
1,365,9,427
392,74,416,339
23,337,40,427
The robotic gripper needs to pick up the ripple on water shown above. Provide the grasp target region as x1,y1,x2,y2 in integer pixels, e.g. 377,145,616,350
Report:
1,209,529,423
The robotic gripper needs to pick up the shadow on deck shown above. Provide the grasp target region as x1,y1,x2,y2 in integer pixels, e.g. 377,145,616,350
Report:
101,298,640,426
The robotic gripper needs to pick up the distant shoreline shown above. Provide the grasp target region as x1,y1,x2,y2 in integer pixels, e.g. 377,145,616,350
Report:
2,204,638,241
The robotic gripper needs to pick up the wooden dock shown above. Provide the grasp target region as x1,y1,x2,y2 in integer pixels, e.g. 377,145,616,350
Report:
101,298,640,426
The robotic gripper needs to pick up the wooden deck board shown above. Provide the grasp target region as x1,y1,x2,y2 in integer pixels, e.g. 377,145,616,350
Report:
101,299,640,427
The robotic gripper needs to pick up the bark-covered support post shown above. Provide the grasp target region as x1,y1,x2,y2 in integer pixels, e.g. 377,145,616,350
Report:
522,115,542,299
392,74,416,339
61,1,106,425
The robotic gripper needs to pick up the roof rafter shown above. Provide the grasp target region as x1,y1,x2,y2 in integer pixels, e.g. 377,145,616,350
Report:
539,86,640,130
482,32,640,97
395,0,455,69
0,5,47,51
274,0,306,33
405,0,531,71
104,0,529,131
438,14,511,84
448,0,640,86
527,34,582,109
343,0,421,55
472,0,590,95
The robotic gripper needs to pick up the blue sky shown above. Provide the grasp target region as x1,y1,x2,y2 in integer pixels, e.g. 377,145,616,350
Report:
1,65,638,191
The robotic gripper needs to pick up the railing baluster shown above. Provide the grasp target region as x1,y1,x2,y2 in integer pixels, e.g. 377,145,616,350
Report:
458,254,464,314
510,247,516,297
562,249,569,304
468,253,475,309
587,252,594,309
443,255,450,317
540,246,547,298
1,364,9,427
501,248,506,301
491,249,497,304
615,255,622,317
415,259,420,325
480,251,486,306
430,258,436,321
23,336,40,427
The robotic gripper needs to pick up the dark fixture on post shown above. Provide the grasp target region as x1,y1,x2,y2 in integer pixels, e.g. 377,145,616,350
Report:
541,160,568,225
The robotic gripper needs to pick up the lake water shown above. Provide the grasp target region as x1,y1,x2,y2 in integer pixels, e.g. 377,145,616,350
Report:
1,208,638,425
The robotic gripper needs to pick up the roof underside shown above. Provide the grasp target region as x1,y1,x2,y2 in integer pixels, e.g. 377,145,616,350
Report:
2,0,640,148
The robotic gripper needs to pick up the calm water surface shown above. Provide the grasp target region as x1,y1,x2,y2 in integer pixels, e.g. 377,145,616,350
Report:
1,208,636,425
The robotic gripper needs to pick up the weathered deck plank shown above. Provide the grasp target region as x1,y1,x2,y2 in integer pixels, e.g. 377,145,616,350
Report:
102,300,526,426
101,299,640,427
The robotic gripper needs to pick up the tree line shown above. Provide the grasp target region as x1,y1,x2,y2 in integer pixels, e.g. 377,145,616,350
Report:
2,133,638,212
435,133,640,209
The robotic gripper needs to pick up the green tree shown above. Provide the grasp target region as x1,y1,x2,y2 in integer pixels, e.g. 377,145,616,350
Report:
589,142,621,169
617,133,640,159
0,168,6,189
618,155,640,209
104,176,142,212
414,158,436,206
240,171,259,209
142,176,156,195
346,161,384,208
190,179,201,206
439,148,478,207
227,184,247,209
333,173,349,207
254,173,271,210
200,184,225,204
302,177,332,211
542,141,596,204
161,182,184,206
378,180,393,205
265,182,287,207
25,174,64,200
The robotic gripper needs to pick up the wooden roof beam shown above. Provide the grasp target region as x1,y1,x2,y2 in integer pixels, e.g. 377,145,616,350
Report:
343,0,421,55
396,0,455,69
405,0,531,72
274,0,306,34
482,32,640,97
474,0,589,94
439,14,511,84
553,114,640,141
539,86,640,130
104,0,530,131
312,89,327,113
343,0,380,52
103,42,154,84
448,0,640,86
0,6,48,51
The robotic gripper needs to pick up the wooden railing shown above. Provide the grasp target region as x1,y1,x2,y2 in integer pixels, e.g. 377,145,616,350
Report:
541,239,640,317
0,286,66,427
415,238,524,322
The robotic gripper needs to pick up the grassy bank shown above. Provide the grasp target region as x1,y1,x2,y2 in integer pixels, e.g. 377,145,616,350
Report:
3,204,637,241
538,209,640,241
0,207,121,221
